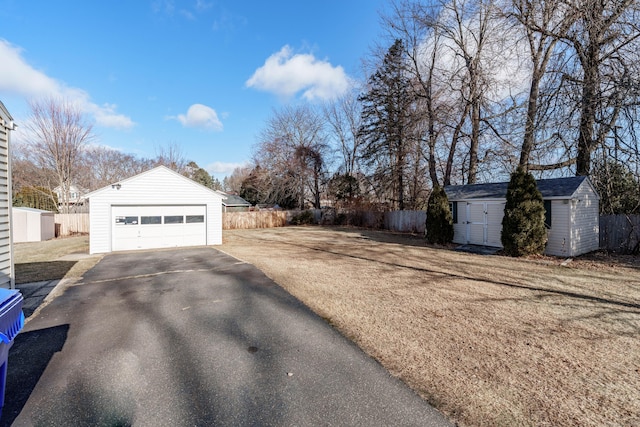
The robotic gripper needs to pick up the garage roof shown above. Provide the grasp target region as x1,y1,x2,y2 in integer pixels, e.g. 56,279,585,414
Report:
86,165,224,199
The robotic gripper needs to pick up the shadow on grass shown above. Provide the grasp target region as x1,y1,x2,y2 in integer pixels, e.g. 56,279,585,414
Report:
258,231,640,311
1,324,69,426
15,261,77,285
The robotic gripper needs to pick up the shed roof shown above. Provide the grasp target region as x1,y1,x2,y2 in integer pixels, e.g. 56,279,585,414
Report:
13,207,54,214
220,193,251,207
445,176,591,200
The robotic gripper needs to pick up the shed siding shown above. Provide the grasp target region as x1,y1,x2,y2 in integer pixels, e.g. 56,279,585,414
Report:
0,107,12,289
452,202,467,244
544,200,571,256
12,209,55,243
89,167,223,254
569,181,599,256
448,180,599,257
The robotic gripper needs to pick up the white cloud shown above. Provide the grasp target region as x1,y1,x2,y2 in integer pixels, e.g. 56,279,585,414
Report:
174,103,223,131
89,103,136,129
206,161,247,175
246,45,351,101
0,39,135,130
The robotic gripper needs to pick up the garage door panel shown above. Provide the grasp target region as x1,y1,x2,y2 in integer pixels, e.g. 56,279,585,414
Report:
112,205,206,251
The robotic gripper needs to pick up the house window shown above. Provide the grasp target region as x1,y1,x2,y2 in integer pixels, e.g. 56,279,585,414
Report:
450,202,458,224
115,216,138,225
141,216,162,225
186,215,205,223
164,215,184,224
544,200,552,229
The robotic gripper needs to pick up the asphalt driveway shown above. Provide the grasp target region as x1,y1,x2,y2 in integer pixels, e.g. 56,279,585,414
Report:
3,247,450,426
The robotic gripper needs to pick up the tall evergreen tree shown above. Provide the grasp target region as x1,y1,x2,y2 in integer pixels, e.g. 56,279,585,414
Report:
359,39,417,210
501,168,548,256
425,185,454,244
13,186,59,212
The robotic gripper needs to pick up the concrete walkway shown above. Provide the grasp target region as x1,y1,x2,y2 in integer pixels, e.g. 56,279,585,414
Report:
15,280,61,319
3,247,452,426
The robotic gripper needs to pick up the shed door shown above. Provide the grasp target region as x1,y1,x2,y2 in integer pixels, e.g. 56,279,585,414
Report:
466,202,505,247
112,205,206,251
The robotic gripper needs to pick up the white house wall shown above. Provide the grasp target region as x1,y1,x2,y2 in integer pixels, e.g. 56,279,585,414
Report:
89,167,223,254
0,105,12,288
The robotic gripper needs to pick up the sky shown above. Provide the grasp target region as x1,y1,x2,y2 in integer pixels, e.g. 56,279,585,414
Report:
0,0,388,180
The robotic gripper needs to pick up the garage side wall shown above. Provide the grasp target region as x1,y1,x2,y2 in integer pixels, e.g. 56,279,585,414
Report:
207,199,222,245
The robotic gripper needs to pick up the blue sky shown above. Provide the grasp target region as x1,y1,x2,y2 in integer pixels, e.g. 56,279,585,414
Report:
0,0,388,180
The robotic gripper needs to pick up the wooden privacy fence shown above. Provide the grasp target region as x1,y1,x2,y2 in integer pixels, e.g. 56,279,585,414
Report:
54,213,89,237
50,210,428,234
599,214,640,253
52,210,640,253
222,211,288,229
384,210,426,234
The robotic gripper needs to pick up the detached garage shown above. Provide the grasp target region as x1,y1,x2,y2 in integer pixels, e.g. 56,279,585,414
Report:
87,166,224,254
445,176,600,257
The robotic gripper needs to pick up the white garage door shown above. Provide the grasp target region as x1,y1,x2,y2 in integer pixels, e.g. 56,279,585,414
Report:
112,205,206,251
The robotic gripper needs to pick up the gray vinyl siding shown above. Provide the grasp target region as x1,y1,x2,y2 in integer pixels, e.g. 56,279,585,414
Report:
452,201,467,245
0,104,13,288
448,178,599,257
569,181,600,256
544,200,571,256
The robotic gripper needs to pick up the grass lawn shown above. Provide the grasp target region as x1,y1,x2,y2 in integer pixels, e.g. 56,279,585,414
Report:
221,226,640,427
13,235,101,284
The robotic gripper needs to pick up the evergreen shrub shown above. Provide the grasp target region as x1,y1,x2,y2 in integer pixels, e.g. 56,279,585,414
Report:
425,185,454,244
501,168,548,256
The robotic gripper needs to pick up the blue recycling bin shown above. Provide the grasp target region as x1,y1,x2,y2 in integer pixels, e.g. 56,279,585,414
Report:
0,288,24,412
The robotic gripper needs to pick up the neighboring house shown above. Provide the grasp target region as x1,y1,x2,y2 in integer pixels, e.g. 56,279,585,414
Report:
12,207,55,243
219,193,251,212
54,184,87,208
0,101,14,288
86,165,224,254
445,176,600,257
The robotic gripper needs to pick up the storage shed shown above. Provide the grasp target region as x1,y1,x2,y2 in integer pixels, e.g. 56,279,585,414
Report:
12,207,55,243
445,176,600,257
0,101,14,289
220,193,251,212
87,166,224,254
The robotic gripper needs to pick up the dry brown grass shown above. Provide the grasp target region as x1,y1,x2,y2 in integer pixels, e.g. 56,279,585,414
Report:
14,236,102,283
221,226,640,427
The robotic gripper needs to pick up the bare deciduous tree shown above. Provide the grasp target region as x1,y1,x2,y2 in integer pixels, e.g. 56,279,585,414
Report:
508,0,572,170
224,166,252,194
76,145,152,190
154,141,187,173
323,90,364,177
24,97,94,213
254,105,329,209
